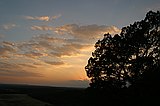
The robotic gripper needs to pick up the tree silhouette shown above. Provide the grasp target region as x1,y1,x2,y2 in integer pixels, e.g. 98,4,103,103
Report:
85,11,160,89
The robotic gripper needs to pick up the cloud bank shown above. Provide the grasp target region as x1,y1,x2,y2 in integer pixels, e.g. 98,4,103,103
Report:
0,23,120,86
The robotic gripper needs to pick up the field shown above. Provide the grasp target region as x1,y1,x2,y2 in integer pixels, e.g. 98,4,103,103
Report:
0,94,52,106
0,84,88,106
0,84,159,106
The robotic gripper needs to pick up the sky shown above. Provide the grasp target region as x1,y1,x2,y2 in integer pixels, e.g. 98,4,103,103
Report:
0,0,159,87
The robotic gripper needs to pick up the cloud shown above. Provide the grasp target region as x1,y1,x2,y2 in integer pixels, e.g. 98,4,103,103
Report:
0,24,120,59
31,25,54,31
0,41,16,57
0,61,42,77
0,23,121,86
0,69,42,77
19,40,90,58
51,14,62,20
23,51,48,58
54,24,121,39
25,16,50,21
32,34,65,43
44,61,64,65
19,63,37,68
25,14,61,22
50,43,91,57
29,24,120,44
17,34,91,58
0,24,16,30
17,37,55,52
0,62,20,69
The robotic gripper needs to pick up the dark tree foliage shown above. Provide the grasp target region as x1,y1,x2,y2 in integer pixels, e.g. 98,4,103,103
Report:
85,11,160,89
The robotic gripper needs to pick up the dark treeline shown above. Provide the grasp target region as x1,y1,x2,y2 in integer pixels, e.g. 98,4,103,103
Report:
85,10,160,105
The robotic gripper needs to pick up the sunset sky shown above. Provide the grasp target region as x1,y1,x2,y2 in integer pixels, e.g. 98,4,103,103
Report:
0,0,159,87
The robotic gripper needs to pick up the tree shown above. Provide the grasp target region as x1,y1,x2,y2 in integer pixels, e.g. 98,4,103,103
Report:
85,11,160,89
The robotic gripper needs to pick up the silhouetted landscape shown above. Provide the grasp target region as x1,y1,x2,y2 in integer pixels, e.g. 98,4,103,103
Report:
0,84,86,106
0,82,160,106
0,1,159,105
